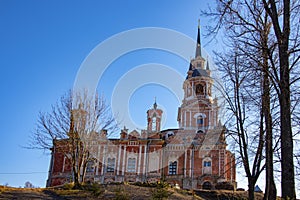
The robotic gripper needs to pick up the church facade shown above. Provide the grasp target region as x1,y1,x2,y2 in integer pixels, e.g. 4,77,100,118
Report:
46,25,236,189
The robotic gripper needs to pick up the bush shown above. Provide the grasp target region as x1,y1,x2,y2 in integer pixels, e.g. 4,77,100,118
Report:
87,182,105,197
132,181,170,188
64,182,105,197
107,181,123,185
156,181,169,189
63,183,74,190
215,182,234,190
114,186,130,200
151,188,172,200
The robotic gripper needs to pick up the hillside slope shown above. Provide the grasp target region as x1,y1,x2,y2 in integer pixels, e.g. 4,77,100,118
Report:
0,185,264,200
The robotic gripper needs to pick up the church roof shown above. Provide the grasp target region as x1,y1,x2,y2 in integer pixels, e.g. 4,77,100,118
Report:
186,68,209,79
192,68,209,77
254,185,262,192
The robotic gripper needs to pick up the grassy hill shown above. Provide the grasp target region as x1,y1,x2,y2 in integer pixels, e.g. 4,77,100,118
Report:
0,184,264,200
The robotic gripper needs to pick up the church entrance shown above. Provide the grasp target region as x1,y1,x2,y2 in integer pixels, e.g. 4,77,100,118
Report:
202,181,212,190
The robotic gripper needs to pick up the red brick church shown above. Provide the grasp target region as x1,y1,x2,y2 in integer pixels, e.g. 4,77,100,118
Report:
46,24,236,189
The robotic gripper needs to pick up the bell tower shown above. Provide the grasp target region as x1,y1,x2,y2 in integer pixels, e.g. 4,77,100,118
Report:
177,21,218,132
147,100,163,132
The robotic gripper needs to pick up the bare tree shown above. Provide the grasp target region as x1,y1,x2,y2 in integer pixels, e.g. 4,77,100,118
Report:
28,90,117,188
215,47,265,200
261,1,299,198
203,0,300,198
204,1,277,199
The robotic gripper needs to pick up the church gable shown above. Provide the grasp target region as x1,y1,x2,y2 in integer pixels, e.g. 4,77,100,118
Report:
128,130,140,139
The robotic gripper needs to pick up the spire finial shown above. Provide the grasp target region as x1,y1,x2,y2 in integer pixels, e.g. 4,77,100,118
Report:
195,19,202,58
206,56,210,70
153,97,157,109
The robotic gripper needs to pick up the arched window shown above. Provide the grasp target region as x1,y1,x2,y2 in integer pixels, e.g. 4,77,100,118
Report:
195,84,204,95
127,158,136,172
197,116,204,125
194,113,206,129
169,161,177,175
152,117,157,131
107,158,115,172
86,160,95,173
203,158,212,174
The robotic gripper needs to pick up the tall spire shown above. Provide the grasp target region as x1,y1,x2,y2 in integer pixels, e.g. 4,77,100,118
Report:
153,97,157,109
195,19,202,58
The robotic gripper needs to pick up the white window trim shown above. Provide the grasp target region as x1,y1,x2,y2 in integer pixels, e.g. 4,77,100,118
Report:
127,157,136,173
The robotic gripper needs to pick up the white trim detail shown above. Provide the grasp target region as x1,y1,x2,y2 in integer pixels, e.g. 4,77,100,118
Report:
193,113,206,118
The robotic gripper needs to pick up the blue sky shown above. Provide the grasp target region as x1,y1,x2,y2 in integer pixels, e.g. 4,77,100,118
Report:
0,0,229,188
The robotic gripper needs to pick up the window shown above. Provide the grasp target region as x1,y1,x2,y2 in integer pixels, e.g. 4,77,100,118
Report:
169,161,177,175
197,116,204,125
107,158,115,172
127,158,136,172
152,117,157,131
195,84,204,95
197,63,201,68
194,113,206,129
204,161,211,167
203,159,212,174
86,160,95,173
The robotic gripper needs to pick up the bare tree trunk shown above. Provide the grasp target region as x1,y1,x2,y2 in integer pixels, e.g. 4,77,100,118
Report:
278,52,295,199
262,0,296,198
73,165,81,189
261,14,277,200
233,53,264,200
248,177,255,200
262,64,277,200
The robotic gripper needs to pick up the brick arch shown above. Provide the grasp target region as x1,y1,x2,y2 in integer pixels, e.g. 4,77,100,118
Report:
202,181,212,190
198,175,214,188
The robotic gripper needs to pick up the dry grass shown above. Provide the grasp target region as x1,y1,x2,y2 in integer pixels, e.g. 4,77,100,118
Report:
0,184,266,200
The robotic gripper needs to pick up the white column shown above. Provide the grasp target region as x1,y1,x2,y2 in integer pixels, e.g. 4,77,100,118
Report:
96,145,101,176
122,145,127,175
192,82,194,96
137,145,142,174
101,146,105,175
117,145,121,175
143,145,147,174
184,111,187,128
180,111,183,127
214,110,217,127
